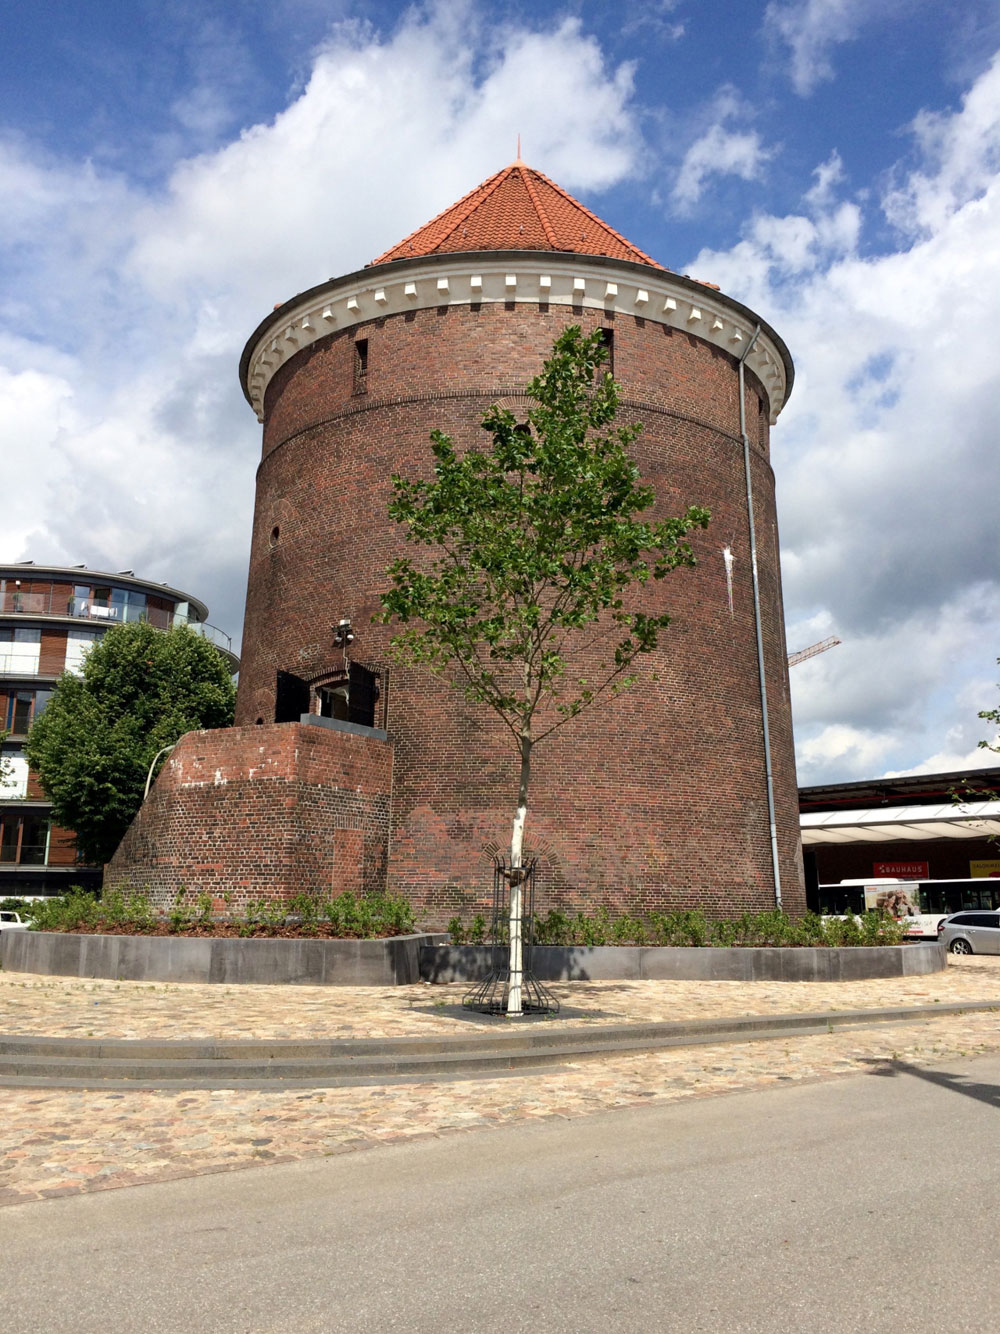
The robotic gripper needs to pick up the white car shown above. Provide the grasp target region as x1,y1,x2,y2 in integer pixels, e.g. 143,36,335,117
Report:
0,911,28,932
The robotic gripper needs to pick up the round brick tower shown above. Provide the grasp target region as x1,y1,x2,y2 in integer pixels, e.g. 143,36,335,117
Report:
236,161,804,920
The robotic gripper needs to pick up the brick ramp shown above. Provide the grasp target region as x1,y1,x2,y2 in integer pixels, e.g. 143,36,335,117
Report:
1,1001,996,1090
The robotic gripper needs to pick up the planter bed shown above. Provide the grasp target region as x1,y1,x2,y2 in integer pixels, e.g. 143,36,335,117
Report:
1,930,437,986
1,933,946,987
420,942,947,984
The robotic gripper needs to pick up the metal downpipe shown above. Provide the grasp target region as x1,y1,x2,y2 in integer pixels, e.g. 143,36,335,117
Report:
738,326,783,911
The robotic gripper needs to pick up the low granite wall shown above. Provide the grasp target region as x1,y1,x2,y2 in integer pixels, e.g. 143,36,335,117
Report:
419,942,947,983
2,934,945,986
1,931,433,986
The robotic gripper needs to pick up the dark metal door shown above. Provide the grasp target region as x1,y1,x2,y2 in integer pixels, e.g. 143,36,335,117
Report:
274,670,311,723
348,662,378,727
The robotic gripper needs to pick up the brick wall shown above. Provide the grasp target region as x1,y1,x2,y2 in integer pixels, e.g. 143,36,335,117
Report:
105,721,393,910
233,294,803,922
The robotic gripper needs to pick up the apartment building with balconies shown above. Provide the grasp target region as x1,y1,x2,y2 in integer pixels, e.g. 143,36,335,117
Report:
0,562,237,897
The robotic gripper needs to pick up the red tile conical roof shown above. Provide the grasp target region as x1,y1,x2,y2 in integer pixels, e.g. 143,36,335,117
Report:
371,160,665,269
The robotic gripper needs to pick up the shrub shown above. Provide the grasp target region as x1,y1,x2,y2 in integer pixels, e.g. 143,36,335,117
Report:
469,913,487,945
101,887,156,930
535,908,572,946
28,889,102,932
287,891,322,934
443,905,912,948
447,916,465,945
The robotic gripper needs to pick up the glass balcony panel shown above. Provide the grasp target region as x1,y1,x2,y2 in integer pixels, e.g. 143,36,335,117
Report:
1,579,232,659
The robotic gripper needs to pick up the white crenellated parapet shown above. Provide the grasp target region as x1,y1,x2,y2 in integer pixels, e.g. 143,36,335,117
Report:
242,257,791,423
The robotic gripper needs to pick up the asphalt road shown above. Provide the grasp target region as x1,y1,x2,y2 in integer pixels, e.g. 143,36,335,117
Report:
5,1051,1000,1333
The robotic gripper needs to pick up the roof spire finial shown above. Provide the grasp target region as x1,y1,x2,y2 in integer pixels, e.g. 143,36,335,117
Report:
516,133,522,164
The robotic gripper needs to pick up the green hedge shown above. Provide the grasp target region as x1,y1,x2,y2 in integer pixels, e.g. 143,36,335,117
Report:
23,887,416,939
447,907,906,948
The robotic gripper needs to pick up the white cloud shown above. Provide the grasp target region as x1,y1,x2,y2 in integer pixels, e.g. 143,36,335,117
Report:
620,0,685,42
884,49,1000,234
671,87,774,211
129,13,639,317
798,723,897,775
0,7,642,642
764,0,901,95
804,149,845,207
691,52,1000,783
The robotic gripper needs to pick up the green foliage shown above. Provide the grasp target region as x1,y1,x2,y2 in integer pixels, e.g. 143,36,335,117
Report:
287,891,323,935
447,916,465,945
321,889,416,939
28,888,102,932
164,888,213,933
242,896,289,935
25,621,236,865
447,912,489,945
26,886,417,939
379,324,709,762
100,887,157,930
447,907,906,948
647,910,709,947
978,661,1000,758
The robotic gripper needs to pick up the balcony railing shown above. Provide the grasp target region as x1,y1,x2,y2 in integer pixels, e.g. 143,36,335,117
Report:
1,592,232,653
0,843,48,866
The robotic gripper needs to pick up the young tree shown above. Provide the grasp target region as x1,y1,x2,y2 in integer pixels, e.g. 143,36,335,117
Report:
26,621,236,865
379,326,710,1012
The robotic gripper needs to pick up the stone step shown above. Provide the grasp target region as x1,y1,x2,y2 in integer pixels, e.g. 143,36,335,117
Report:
0,1000,994,1089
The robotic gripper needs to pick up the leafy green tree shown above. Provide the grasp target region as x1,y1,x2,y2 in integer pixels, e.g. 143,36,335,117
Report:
979,666,1000,757
379,326,709,1011
26,621,235,864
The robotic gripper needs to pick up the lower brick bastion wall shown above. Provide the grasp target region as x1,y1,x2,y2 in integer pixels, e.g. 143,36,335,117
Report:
104,721,393,911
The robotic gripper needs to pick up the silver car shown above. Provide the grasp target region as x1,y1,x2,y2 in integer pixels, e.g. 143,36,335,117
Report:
938,910,1000,955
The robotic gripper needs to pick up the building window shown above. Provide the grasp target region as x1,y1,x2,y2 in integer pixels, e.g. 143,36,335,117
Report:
64,630,99,675
313,663,383,729
2,688,52,735
354,338,369,393
318,681,351,721
0,811,50,866
0,753,29,799
0,628,41,675
599,327,614,376
7,691,33,735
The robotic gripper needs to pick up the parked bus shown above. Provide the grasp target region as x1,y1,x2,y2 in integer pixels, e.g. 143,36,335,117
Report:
812,878,1000,939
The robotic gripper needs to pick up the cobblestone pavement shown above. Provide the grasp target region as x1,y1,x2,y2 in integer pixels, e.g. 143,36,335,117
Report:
2,956,999,1208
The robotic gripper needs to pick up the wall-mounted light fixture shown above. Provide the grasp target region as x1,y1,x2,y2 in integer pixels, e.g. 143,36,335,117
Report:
333,618,354,648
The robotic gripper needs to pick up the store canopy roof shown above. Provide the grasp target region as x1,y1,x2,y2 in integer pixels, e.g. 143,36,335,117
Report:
801,801,1000,845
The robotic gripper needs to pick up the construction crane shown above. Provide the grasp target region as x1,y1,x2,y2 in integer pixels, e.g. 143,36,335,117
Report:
787,635,841,668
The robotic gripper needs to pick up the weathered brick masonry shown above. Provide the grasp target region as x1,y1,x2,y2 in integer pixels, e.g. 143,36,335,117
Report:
109,162,805,922
105,722,392,909
235,298,803,921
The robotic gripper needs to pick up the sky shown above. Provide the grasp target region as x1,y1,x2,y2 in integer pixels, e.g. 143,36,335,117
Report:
3,0,1000,786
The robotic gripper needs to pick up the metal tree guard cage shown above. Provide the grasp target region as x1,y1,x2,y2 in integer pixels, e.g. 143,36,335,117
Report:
463,857,560,1016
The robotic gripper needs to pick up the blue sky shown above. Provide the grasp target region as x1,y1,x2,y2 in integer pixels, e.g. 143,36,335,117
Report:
3,0,1000,784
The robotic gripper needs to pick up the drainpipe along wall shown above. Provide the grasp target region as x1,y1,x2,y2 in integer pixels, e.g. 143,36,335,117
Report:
738,326,783,911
